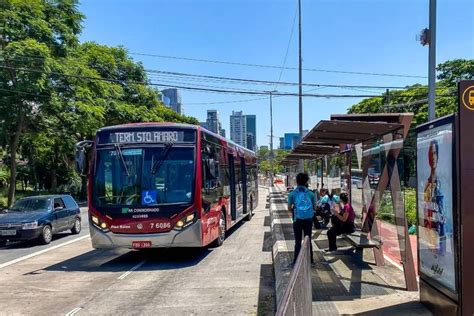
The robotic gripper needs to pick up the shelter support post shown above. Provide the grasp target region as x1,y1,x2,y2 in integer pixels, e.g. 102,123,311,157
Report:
387,141,418,291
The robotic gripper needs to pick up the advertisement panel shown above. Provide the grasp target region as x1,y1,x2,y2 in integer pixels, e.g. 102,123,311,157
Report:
416,116,456,294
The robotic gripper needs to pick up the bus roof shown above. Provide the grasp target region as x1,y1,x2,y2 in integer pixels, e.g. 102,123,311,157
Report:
96,122,256,156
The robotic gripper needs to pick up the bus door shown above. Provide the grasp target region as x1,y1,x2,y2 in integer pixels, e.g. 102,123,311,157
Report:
234,156,244,217
241,157,248,214
228,154,237,220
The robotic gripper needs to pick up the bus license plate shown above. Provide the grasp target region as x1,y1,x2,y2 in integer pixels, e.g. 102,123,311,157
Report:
0,230,17,236
132,241,152,249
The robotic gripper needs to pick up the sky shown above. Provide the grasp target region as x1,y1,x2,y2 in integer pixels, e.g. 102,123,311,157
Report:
79,0,474,148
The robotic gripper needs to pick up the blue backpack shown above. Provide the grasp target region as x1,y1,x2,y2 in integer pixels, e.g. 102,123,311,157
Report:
294,188,313,220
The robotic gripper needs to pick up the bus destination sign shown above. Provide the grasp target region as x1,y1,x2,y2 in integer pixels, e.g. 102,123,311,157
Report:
113,131,178,143
97,129,195,144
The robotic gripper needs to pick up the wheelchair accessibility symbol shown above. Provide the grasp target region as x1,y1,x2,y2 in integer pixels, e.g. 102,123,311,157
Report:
142,190,157,205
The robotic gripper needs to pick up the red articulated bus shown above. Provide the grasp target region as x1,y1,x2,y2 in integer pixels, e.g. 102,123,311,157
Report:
75,123,258,249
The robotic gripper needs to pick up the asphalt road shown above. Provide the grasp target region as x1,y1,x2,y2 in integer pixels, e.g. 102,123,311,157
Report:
0,207,89,266
0,189,275,315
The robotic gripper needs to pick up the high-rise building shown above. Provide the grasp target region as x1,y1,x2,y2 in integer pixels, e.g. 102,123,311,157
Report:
204,110,226,137
279,137,284,150
245,115,257,151
246,133,255,152
284,133,300,150
161,88,183,114
205,110,219,134
230,111,247,147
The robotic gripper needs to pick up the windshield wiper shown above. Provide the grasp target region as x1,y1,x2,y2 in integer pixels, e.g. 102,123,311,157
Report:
114,144,130,177
151,143,173,175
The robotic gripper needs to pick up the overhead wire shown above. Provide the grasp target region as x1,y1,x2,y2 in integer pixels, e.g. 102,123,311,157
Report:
274,4,298,91
0,64,455,99
2,54,436,90
130,52,428,79
1,51,427,79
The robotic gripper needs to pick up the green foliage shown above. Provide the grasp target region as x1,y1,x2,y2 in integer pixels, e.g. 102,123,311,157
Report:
404,188,417,228
373,188,417,229
0,167,8,187
0,1,199,203
347,59,473,127
257,148,289,175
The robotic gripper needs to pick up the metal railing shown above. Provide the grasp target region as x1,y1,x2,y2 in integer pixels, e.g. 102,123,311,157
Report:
276,236,312,316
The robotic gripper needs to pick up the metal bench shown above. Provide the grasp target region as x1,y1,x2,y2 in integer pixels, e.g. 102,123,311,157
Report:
342,230,381,249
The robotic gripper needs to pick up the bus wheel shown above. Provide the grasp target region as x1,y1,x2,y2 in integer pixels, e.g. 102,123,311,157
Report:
212,211,226,247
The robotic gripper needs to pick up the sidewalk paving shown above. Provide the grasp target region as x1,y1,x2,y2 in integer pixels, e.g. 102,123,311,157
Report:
269,185,431,315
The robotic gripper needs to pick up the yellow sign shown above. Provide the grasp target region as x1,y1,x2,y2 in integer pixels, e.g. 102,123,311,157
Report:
461,85,474,111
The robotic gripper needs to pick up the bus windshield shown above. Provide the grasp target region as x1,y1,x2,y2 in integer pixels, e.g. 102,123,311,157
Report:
93,146,195,207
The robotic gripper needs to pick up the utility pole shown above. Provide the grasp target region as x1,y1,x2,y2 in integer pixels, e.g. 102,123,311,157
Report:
268,90,276,187
428,0,437,121
298,0,304,172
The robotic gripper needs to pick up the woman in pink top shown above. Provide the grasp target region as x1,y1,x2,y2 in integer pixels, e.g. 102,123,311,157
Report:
326,193,355,252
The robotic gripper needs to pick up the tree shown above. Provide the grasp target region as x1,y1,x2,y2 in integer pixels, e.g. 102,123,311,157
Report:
257,148,289,175
0,0,84,205
346,58,473,187
1,2,199,204
17,42,198,196
347,59,474,126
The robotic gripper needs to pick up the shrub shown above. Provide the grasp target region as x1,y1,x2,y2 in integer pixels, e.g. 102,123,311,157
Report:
405,188,417,227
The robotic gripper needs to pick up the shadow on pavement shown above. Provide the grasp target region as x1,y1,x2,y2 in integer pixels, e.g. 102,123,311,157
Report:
263,215,271,227
257,263,276,316
311,247,399,302
34,246,212,274
352,301,430,316
262,231,272,252
34,220,248,274
0,232,73,250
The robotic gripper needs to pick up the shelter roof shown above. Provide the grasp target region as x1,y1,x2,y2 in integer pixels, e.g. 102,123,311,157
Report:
282,113,412,165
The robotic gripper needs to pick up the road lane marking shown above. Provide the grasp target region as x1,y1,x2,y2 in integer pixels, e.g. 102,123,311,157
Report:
0,235,89,270
65,307,82,316
117,260,146,280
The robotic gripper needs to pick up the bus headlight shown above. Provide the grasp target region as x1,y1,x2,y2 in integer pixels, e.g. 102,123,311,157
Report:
91,215,109,232
91,216,100,225
174,212,196,230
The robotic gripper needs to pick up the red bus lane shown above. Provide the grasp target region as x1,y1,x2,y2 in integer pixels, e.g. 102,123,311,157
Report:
380,220,418,273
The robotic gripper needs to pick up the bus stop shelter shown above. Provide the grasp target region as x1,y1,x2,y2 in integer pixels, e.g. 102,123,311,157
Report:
282,113,417,291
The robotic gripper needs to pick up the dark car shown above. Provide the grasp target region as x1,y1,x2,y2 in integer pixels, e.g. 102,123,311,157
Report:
0,195,81,247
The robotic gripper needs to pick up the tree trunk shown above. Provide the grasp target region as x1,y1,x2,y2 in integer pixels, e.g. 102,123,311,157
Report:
7,111,24,206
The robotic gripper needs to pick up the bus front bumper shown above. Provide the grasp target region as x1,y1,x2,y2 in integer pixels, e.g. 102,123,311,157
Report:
89,221,202,249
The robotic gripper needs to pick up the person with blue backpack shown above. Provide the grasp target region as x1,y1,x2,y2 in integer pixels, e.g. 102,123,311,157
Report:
288,173,316,266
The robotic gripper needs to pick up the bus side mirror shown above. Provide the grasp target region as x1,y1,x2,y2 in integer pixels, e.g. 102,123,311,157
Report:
74,141,93,176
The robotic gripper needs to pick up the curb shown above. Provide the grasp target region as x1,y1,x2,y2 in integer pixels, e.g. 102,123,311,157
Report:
268,186,294,306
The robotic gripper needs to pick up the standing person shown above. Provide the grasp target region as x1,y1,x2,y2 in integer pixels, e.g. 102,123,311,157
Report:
326,193,355,252
288,173,316,266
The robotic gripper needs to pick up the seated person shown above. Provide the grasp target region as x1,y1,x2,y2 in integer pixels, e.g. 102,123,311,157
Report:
313,189,331,228
326,193,355,252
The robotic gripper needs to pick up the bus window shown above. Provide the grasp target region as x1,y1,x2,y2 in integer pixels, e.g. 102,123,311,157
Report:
201,140,221,209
